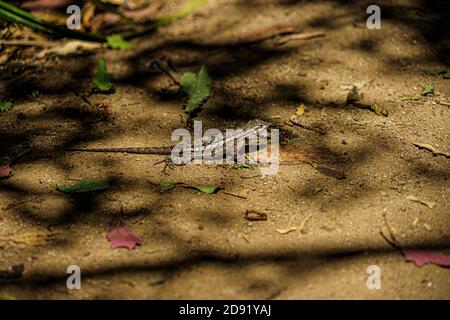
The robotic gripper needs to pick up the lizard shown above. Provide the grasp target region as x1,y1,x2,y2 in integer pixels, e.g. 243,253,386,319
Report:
66,119,272,162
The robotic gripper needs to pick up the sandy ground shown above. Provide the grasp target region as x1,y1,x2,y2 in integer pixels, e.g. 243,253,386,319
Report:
0,0,449,299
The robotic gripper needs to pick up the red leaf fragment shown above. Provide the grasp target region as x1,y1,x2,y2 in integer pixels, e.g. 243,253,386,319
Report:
0,165,11,179
403,249,450,267
106,225,141,250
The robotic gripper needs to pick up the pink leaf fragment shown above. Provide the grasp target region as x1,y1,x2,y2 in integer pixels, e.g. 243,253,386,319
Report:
106,225,141,250
22,0,74,10
0,165,11,179
403,249,450,267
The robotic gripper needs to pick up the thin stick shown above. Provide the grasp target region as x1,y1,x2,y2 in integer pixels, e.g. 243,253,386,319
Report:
0,39,51,47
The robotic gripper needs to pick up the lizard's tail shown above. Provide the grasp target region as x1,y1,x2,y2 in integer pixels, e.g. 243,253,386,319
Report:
66,147,171,155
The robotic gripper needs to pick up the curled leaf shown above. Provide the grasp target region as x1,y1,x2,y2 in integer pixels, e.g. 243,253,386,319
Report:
93,58,114,92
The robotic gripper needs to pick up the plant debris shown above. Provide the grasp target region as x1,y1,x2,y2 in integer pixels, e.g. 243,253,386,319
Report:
93,57,115,92
412,142,450,158
406,195,436,209
421,84,434,96
107,34,131,49
403,249,450,267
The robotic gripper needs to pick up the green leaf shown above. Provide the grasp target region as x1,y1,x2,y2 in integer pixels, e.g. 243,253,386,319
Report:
444,68,450,79
160,182,176,192
0,101,14,112
194,185,219,194
107,35,132,50
180,65,211,116
93,58,114,92
57,179,109,194
421,84,434,96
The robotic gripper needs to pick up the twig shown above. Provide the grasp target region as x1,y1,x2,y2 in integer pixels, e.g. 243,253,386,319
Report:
276,31,325,45
288,119,326,135
222,191,247,199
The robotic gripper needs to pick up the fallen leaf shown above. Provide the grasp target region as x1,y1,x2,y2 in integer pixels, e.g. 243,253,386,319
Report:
0,165,12,178
93,58,114,92
57,179,110,194
245,210,267,221
296,104,305,116
107,34,132,50
412,142,450,158
276,227,297,234
406,195,436,208
403,249,450,267
107,225,141,250
180,65,211,116
370,104,388,116
160,182,176,192
421,84,434,96
0,101,14,112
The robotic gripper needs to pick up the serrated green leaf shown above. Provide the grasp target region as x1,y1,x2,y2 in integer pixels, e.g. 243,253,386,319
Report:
194,185,219,194
107,35,132,50
93,58,114,92
0,101,14,112
421,84,434,96
160,182,176,192
180,65,211,116
57,179,109,194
